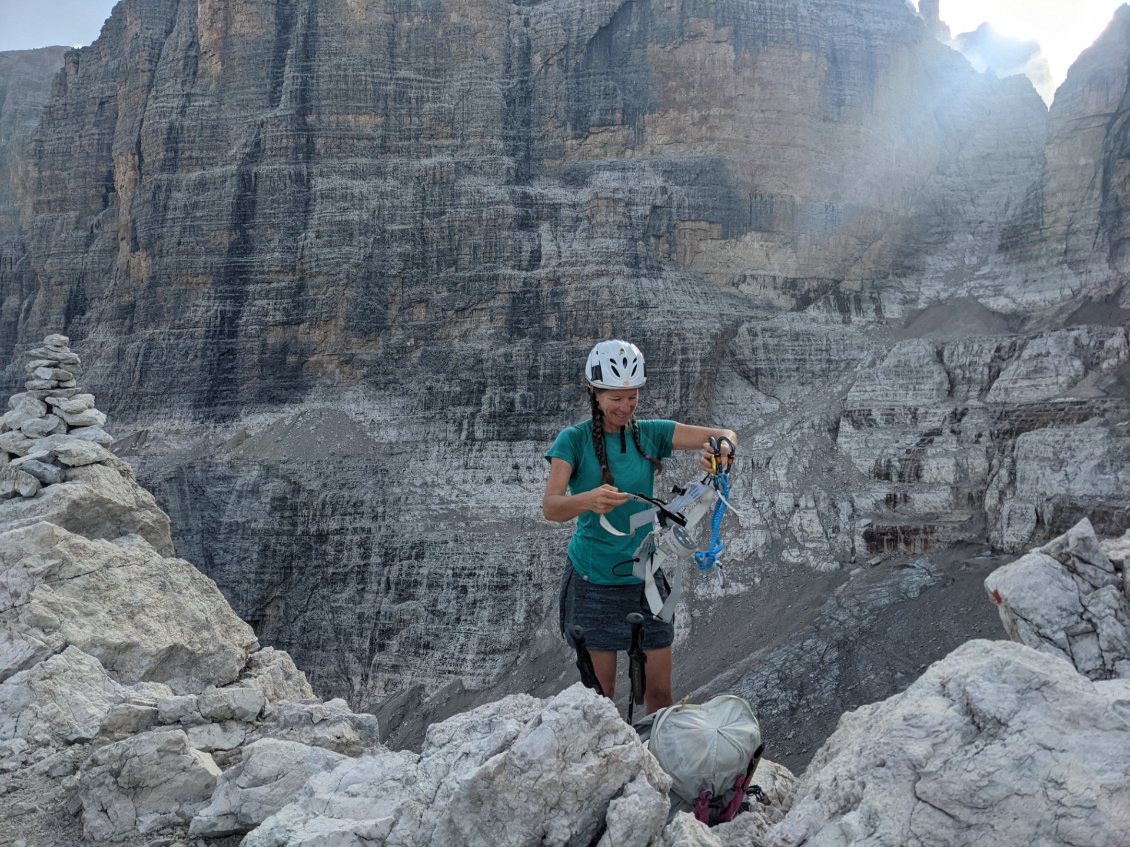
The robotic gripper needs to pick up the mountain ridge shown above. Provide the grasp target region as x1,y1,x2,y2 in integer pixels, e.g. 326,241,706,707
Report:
0,0,1127,753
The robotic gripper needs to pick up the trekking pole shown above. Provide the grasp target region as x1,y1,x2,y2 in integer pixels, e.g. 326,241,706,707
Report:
626,612,647,725
570,625,604,696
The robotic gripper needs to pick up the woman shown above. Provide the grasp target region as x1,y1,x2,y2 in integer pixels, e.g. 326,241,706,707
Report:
543,339,737,714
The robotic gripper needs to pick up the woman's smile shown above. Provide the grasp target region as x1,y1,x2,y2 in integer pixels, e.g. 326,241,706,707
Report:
598,391,639,430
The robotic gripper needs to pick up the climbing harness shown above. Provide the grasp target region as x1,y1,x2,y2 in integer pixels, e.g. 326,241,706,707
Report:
599,437,737,622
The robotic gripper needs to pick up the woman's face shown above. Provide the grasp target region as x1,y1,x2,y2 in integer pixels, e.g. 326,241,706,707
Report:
595,388,639,431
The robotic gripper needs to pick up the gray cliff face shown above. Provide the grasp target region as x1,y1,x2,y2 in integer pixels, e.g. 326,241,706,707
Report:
0,0,1127,762
0,47,67,347
0,48,66,223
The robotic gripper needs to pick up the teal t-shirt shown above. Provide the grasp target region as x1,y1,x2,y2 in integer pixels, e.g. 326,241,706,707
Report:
545,419,676,585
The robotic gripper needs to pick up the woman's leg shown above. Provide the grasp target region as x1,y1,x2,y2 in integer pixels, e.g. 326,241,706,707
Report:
589,650,618,700
643,646,673,713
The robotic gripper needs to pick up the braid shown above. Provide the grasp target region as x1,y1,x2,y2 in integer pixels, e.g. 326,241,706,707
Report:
631,418,664,475
589,389,616,486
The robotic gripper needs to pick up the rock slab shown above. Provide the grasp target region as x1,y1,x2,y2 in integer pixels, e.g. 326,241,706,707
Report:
767,639,1130,847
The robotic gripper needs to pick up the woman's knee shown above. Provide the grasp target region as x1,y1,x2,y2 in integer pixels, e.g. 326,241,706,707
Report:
643,647,673,708
645,679,673,708
590,650,618,700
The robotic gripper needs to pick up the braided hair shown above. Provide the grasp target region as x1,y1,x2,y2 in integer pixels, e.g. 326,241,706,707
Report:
588,388,664,487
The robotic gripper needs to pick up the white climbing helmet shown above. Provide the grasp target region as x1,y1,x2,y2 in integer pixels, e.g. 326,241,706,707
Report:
585,340,647,389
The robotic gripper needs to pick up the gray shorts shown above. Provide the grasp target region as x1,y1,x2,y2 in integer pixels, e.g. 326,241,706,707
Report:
558,560,675,652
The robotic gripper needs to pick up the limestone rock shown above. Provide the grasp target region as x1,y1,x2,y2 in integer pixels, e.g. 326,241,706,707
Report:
0,647,132,747
0,429,32,456
0,457,174,554
0,621,53,679
60,407,107,428
50,438,112,467
767,640,1130,847
1013,4,1130,289
151,693,379,767
18,413,62,438
0,394,47,432
0,522,258,692
76,727,222,842
58,425,114,448
9,454,65,485
844,340,950,407
1101,529,1130,602
230,646,316,703
45,393,95,415
189,738,349,837
157,687,266,725
0,390,384,846
985,518,1130,679
0,48,67,243
0,465,39,497
986,330,1112,403
0,336,117,501
652,814,725,847
243,684,672,847
256,697,380,757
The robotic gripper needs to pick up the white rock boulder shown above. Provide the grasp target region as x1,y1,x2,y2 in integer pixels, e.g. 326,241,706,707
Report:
0,522,258,691
76,727,222,841
230,646,316,703
0,456,174,555
767,640,1130,847
0,647,135,747
243,684,673,847
985,518,1130,679
190,738,350,837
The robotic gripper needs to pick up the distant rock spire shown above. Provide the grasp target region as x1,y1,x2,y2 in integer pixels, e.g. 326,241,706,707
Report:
918,0,951,41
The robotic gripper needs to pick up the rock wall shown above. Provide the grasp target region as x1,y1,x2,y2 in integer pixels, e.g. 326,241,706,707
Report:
0,0,1127,749
0,47,67,350
0,47,66,236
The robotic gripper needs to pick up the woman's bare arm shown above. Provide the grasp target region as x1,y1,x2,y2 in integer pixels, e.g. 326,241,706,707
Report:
672,423,737,472
542,457,628,522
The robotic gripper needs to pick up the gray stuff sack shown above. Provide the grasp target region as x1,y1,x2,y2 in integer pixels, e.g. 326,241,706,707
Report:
642,694,764,826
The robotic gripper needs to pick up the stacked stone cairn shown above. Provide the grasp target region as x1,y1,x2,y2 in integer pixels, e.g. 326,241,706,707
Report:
0,334,114,498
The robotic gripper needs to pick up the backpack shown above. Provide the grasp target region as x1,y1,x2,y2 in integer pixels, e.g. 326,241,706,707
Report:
640,695,764,826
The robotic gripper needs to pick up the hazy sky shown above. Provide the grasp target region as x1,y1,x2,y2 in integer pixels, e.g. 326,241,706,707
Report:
0,0,1125,99
941,0,1126,100
0,0,118,52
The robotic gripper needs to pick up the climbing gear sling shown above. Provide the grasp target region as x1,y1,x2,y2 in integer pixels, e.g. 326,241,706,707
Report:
599,437,737,622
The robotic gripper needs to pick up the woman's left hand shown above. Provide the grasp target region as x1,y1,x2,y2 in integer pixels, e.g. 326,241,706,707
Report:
699,439,732,473
672,424,737,471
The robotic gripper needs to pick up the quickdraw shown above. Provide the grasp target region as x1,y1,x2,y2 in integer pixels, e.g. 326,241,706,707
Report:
695,436,735,572
600,436,737,622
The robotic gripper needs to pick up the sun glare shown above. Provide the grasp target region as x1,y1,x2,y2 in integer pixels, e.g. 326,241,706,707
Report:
939,0,1127,102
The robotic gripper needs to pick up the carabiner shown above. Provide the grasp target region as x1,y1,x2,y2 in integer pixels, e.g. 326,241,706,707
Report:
715,435,736,474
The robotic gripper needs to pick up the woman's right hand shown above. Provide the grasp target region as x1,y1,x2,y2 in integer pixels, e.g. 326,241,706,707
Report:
587,484,629,514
